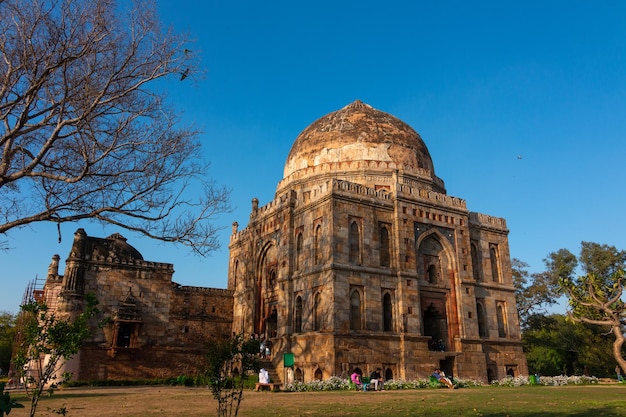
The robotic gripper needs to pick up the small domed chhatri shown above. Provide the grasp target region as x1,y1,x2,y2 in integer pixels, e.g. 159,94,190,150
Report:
282,100,444,193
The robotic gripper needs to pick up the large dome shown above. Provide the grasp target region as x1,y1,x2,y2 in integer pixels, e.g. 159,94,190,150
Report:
283,100,437,183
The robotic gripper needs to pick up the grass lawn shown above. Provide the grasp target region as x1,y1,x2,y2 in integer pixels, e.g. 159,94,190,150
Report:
7,384,626,417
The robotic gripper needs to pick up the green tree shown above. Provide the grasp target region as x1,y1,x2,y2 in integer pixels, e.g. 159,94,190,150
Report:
547,242,626,374
0,382,23,416
205,335,259,417
0,0,229,255
512,258,561,328
0,312,17,376
523,314,614,377
13,294,99,417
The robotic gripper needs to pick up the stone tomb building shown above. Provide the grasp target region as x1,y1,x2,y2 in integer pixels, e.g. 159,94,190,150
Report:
41,230,233,380
36,100,526,384
228,100,527,383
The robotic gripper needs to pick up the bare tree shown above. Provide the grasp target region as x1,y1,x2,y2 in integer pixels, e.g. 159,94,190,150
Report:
0,0,230,255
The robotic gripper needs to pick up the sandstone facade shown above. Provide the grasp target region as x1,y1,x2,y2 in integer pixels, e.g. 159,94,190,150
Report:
228,100,527,383
42,230,233,380
36,100,526,384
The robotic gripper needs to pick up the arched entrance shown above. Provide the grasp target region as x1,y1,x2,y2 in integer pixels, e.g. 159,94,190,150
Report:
416,231,458,350
422,298,448,351
254,243,278,337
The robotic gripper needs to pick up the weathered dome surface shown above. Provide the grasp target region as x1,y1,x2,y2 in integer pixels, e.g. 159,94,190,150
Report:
283,100,436,180
78,230,144,261
103,233,144,260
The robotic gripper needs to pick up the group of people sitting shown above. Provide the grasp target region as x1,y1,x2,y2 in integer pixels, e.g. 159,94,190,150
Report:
350,368,384,391
431,368,454,389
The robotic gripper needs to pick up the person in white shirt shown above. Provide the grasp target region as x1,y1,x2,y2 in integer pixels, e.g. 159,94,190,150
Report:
259,368,270,384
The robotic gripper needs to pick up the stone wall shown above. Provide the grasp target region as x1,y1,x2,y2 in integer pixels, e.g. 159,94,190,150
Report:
40,231,235,382
229,172,527,384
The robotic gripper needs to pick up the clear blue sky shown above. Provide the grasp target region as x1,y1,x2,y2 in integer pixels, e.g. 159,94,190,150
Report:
2,0,625,314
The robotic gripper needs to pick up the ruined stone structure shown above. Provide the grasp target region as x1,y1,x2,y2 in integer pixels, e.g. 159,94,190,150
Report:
228,100,527,383
42,229,233,380
35,100,526,384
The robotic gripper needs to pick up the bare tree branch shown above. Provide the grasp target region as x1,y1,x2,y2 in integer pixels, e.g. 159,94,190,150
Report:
0,0,230,255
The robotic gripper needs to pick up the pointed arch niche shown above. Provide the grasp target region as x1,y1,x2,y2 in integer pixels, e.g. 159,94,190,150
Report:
255,242,278,337
313,290,322,331
349,220,361,265
379,223,391,267
295,231,303,270
350,286,364,331
416,231,456,286
422,295,449,351
416,230,458,351
294,295,303,333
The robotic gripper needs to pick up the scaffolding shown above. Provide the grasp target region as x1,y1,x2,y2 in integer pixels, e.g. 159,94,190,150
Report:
8,276,46,382
21,275,45,305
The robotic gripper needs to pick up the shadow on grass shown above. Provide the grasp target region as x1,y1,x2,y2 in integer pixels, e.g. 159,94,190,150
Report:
10,388,134,401
475,408,623,417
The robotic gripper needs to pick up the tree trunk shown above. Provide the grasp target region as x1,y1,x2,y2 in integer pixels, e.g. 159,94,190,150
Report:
612,325,626,374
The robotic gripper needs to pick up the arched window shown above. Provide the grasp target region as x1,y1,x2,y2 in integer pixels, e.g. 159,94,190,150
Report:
295,368,303,382
349,221,360,264
350,289,362,331
314,292,322,331
116,323,133,348
296,232,303,270
496,303,507,338
233,260,239,289
314,367,323,380
470,242,481,281
418,236,446,285
268,268,276,288
385,368,393,381
380,226,390,267
427,264,437,283
314,225,322,264
294,296,303,333
476,301,488,337
383,292,393,332
490,244,501,283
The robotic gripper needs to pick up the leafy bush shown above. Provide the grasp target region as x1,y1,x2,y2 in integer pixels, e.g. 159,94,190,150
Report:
66,376,208,388
67,373,597,392
286,376,352,392
286,374,598,392
285,376,483,392
490,375,599,387
380,379,431,390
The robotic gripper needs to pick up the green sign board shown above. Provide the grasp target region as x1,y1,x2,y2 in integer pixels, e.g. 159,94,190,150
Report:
283,353,294,367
